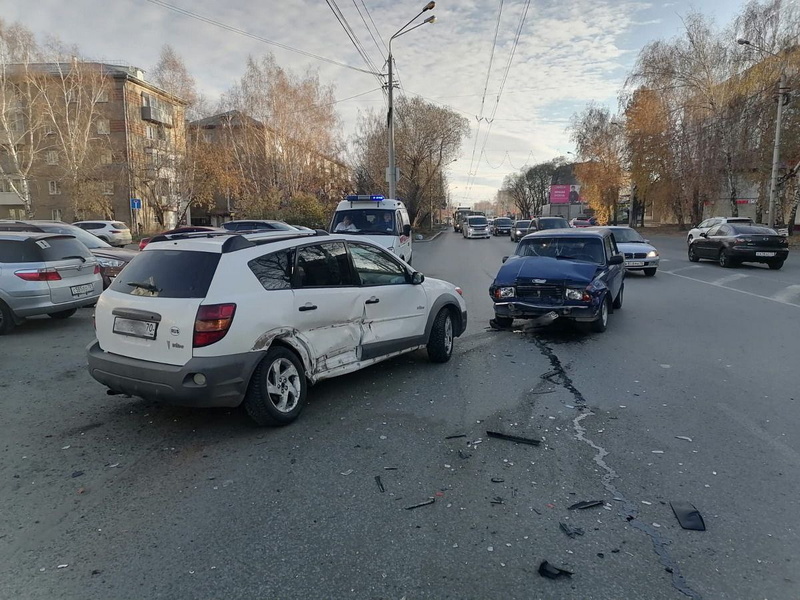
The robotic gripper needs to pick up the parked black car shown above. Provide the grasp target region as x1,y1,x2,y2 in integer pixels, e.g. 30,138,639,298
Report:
490,229,625,332
0,220,137,288
492,217,513,236
510,220,531,242
688,223,789,269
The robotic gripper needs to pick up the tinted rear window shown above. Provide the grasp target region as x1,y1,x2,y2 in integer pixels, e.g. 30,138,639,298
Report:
0,240,40,262
111,222,129,230
539,219,569,229
109,250,220,298
38,237,93,261
515,221,531,228
731,225,777,235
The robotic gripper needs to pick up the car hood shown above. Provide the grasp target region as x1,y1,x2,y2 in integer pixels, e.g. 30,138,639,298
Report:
495,256,600,285
89,247,138,263
617,241,656,254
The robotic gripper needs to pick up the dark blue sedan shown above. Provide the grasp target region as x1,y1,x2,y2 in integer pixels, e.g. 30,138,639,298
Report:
489,229,625,332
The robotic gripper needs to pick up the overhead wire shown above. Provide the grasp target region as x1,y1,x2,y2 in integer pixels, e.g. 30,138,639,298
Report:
143,0,379,76
325,0,384,85
352,0,387,62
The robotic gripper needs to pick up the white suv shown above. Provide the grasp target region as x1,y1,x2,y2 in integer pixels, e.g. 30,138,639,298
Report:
87,230,467,426
686,217,753,245
73,220,133,247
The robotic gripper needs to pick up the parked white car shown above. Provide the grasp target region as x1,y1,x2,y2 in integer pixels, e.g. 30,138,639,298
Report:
686,217,752,245
87,230,467,426
73,220,133,247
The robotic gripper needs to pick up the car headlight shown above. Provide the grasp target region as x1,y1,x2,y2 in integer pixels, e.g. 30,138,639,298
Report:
565,288,591,301
96,257,125,268
494,287,515,299
647,250,658,258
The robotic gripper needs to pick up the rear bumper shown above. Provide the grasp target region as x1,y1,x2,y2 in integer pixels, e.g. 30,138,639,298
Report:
494,300,600,322
87,341,263,408
12,291,100,317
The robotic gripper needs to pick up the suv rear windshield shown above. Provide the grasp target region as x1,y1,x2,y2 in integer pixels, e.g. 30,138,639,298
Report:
111,222,129,229
538,218,569,229
109,250,220,298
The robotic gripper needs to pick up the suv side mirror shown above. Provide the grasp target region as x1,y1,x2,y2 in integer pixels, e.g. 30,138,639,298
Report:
608,254,624,265
403,224,412,237
411,271,424,285
502,256,508,263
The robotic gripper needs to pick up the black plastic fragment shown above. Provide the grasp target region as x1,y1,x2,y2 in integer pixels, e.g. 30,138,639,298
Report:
538,561,573,579
670,500,706,531
491,477,505,483
490,496,504,505
486,430,541,446
559,522,585,538
458,450,471,460
568,500,603,510
375,476,385,493
445,434,467,439
405,498,435,510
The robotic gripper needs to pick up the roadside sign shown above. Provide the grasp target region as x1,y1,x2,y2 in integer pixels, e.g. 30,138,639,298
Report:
130,198,142,210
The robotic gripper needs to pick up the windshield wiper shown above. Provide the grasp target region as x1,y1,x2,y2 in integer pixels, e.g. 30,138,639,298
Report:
127,281,160,293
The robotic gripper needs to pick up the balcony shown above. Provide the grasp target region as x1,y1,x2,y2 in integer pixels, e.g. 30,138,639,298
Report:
141,105,173,127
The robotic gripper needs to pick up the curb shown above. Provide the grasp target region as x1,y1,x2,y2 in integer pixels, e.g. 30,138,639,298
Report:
416,230,447,243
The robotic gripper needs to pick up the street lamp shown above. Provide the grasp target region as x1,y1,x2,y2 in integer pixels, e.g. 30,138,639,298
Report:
387,2,436,200
738,38,790,228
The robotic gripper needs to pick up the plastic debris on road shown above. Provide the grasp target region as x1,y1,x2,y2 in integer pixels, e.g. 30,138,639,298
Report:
405,498,435,510
538,560,573,579
375,476,385,493
559,522,585,538
486,430,541,446
568,500,603,510
670,500,706,531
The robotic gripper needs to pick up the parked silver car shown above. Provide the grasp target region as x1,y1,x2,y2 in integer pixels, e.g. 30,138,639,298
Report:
0,231,102,334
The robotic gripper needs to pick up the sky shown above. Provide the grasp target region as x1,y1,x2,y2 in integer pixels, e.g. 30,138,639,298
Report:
4,0,744,205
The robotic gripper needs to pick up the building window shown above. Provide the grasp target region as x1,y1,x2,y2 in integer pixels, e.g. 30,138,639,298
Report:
141,92,151,107
101,181,114,195
48,180,61,195
146,125,156,140
51,208,62,221
46,150,59,165
9,208,25,219
100,149,113,165
97,89,109,103
97,119,110,135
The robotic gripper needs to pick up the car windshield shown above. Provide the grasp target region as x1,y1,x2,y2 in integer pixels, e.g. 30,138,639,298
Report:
611,228,645,243
468,217,487,225
538,218,569,229
495,218,511,225
331,209,397,235
515,221,531,229
517,237,605,263
732,225,777,235
34,223,112,249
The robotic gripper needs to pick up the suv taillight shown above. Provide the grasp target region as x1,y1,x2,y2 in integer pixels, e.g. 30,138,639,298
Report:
193,303,236,348
15,268,61,281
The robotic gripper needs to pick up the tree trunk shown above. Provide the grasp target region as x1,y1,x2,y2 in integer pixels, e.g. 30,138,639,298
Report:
725,151,738,217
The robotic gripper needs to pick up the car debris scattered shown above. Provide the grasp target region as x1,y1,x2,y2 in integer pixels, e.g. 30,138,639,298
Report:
675,436,693,442
383,467,398,471
486,430,541,446
670,501,706,531
490,497,504,505
538,560,573,579
491,477,505,483
71,471,84,478
559,522,585,538
375,476,385,493
340,469,353,476
405,498,435,510
445,434,466,439
568,500,603,510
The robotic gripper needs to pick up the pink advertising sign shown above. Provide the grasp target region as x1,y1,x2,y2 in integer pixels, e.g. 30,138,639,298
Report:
549,185,570,204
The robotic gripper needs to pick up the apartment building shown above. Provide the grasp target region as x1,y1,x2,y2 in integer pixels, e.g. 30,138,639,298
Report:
0,62,186,232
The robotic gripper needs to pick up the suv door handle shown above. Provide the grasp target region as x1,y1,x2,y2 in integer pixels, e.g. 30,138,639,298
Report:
298,303,317,312
365,297,380,305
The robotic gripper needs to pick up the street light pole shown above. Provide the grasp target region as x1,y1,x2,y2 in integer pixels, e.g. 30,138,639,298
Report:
738,38,789,228
387,2,436,200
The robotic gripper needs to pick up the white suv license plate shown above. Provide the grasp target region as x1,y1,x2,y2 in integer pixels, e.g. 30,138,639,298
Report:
113,317,157,340
626,261,645,267
71,283,95,296
756,252,775,257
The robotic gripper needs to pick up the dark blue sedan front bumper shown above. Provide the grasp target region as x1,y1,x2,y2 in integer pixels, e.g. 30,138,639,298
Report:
493,300,601,322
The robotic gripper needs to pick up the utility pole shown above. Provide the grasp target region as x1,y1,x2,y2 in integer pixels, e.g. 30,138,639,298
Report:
768,72,788,229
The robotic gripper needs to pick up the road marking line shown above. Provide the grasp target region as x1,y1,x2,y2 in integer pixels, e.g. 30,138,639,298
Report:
666,265,703,274
709,273,748,286
772,284,800,304
661,270,800,307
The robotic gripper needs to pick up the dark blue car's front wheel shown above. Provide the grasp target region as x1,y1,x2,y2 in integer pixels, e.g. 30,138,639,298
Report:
591,296,610,333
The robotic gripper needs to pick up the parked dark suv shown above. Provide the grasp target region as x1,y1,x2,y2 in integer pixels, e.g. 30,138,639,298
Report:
490,229,625,333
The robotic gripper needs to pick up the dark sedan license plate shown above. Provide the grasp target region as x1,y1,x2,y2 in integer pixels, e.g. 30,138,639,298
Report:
71,283,95,297
113,317,157,339
755,252,775,257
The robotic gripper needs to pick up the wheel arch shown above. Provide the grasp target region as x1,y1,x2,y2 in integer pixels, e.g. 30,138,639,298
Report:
424,295,464,341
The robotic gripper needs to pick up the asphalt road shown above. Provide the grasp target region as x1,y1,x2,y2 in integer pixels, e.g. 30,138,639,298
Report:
1,229,799,599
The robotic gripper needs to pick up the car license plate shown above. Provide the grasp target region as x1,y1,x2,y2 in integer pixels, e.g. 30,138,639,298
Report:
626,261,645,267
113,317,157,339
756,252,775,257
70,283,95,296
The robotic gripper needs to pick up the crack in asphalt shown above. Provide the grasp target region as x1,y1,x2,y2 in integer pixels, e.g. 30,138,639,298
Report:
531,336,702,600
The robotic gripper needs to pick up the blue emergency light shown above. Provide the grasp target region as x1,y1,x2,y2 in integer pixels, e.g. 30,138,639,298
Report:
346,194,385,201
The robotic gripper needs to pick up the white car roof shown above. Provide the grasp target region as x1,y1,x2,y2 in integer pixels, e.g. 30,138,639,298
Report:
142,230,376,255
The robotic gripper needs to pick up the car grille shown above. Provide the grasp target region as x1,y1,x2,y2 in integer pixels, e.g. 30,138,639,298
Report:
624,252,647,259
516,284,563,305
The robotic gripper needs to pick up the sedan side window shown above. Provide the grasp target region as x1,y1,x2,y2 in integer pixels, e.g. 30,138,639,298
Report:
248,249,295,290
716,225,731,236
349,243,408,286
603,236,614,262
294,242,355,288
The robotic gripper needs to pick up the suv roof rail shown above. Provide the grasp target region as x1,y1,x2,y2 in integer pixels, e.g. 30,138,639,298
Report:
146,229,331,252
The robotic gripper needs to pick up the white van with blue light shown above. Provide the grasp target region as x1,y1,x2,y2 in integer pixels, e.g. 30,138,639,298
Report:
329,195,414,264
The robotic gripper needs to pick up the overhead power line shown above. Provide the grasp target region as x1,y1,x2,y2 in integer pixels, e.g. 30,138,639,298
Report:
325,0,384,85
353,0,387,61
144,0,379,75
